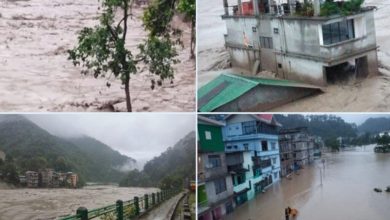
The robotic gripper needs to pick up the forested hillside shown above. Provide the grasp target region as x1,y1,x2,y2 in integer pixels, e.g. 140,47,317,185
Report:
0,115,135,184
358,117,390,134
119,131,195,189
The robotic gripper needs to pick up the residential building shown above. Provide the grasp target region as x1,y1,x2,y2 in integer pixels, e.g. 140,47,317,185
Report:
39,168,54,187
26,171,39,188
198,116,235,220
222,0,378,86
66,172,78,188
0,150,5,161
279,127,315,170
279,132,294,177
222,114,282,202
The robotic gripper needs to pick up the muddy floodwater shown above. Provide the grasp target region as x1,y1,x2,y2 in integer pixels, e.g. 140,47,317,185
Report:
225,145,390,220
0,185,158,220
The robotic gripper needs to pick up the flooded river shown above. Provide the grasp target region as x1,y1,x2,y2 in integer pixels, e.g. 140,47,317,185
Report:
225,145,390,220
0,185,158,220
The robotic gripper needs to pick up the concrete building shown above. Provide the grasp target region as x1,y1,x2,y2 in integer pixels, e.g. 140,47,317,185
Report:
198,116,235,220
25,171,39,188
222,0,378,86
222,114,282,199
279,132,295,177
279,127,315,170
0,150,5,161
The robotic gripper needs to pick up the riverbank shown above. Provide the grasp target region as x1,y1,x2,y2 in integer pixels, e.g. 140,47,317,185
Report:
0,185,158,220
225,148,390,220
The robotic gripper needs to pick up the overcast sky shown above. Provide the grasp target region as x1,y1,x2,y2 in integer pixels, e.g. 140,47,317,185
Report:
25,114,195,163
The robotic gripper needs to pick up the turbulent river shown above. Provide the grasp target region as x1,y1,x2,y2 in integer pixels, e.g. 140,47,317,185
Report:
225,145,390,220
0,185,158,220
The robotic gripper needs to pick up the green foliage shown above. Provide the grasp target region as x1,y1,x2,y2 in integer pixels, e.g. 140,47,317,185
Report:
0,115,134,184
350,132,374,146
68,0,182,112
177,0,195,58
0,162,20,185
296,1,314,17
325,138,340,151
320,0,364,16
320,1,340,16
120,131,195,189
275,114,357,140
377,133,390,146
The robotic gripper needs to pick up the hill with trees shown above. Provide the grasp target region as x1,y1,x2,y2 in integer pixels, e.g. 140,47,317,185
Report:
357,117,390,134
119,131,195,189
275,114,357,140
0,115,136,185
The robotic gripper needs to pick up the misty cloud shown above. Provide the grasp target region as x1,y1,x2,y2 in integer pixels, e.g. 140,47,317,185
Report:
24,114,195,162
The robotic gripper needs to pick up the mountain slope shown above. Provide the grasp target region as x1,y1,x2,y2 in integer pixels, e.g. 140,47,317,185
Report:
358,117,390,134
0,115,134,183
120,131,195,189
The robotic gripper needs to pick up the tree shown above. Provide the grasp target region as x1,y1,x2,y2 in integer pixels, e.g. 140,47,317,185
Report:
377,132,390,146
177,0,195,58
68,0,179,112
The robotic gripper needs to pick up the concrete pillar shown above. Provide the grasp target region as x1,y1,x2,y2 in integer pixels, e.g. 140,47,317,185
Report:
223,0,229,15
238,0,242,15
253,0,260,16
313,0,320,16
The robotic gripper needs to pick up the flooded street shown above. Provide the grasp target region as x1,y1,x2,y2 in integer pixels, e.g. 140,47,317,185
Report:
225,145,390,220
0,185,158,220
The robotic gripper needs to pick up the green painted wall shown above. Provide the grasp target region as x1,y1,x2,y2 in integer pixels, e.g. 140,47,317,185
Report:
198,185,208,205
198,124,224,152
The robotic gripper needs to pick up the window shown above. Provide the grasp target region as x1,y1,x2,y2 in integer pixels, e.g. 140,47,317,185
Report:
205,131,211,140
261,141,268,151
242,121,256,135
252,27,257,32
214,178,227,194
278,63,282,68
253,168,261,177
234,174,246,185
273,172,278,179
271,142,276,150
260,36,273,49
273,28,279,34
244,143,249,151
272,158,276,164
322,19,355,45
208,155,221,168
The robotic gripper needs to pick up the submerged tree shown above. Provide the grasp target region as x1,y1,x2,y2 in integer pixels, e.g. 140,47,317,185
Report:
68,0,181,112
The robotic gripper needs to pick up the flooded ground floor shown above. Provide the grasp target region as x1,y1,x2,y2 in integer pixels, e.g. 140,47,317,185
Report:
225,145,390,220
0,185,158,220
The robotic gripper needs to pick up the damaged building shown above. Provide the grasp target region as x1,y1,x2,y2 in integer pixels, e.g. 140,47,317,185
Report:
222,0,378,86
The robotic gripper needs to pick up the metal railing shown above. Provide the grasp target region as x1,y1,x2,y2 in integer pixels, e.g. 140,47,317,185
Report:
60,188,181,220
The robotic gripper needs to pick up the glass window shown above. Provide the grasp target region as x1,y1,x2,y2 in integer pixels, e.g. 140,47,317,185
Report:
208,155,221,168
242,121,256,135
214,178,227,194
322,19,355,45
205,131,211,140
261,141,268,151
260,36,273,49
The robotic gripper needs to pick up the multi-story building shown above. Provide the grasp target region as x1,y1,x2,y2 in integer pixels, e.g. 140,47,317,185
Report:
198,116,235,220
279,132,294,177
26,171,39,188
222,0,378,86
279,127,315,170
222,114,281,202
0,150,5,161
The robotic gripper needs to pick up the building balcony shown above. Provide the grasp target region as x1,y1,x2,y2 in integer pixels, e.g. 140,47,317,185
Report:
204,166,228,181
228,164,249,174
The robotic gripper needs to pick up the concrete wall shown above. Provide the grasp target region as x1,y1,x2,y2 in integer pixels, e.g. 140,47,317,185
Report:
205,174,234,205
223,10,378,85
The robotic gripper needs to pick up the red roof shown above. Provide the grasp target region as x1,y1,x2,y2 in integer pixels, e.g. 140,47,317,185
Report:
257,114,273,123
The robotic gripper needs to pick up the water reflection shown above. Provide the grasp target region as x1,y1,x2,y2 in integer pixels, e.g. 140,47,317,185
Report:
225,145,390,220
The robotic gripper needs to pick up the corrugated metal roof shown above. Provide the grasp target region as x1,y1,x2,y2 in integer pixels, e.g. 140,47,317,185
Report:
198,74,322,112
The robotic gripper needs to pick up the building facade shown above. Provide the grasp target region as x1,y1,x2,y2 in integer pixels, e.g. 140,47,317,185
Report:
279,127,315,171
222,114,281,204
198,116,235,220
222,0,378,86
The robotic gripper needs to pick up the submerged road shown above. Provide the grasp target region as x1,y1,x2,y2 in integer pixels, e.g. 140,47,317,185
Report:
225,145,390,220
140,193,183,220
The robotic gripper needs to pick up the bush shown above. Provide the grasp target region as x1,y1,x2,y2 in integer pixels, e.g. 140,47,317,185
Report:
320,0,365,16
296,1,315,17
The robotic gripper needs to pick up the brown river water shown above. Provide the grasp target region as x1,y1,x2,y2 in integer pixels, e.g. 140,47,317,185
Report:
0,185,158,220
225,145,390,220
